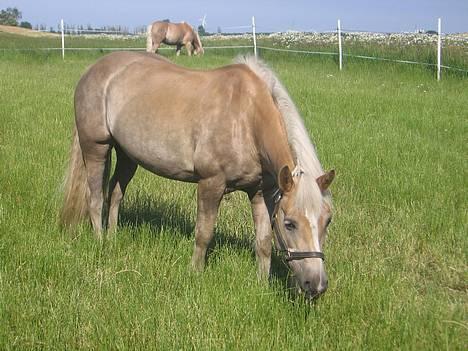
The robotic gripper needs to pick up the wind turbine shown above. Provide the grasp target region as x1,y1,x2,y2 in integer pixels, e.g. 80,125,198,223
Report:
199,14,207,30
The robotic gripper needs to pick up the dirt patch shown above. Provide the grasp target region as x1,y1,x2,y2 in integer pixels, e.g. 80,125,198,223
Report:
0,25,59,37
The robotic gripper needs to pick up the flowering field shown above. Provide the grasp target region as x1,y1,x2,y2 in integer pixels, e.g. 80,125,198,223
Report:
206,30,468,47
0,33,466,350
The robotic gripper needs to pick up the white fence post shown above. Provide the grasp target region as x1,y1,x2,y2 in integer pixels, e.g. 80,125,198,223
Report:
338,19,343,70
437,18,441,81
252,16,257,58
61,19,65,60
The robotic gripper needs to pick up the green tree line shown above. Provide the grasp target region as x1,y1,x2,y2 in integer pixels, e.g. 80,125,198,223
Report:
0,7,32,29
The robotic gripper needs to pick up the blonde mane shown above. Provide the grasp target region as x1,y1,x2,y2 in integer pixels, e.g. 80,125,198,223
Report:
234,55,331,212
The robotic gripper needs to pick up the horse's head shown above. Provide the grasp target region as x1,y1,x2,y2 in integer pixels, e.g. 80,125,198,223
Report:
193,31,204,56
274,165,335,298
194,46,205,56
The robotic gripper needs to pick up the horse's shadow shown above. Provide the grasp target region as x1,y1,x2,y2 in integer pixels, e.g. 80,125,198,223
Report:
118,195,291,291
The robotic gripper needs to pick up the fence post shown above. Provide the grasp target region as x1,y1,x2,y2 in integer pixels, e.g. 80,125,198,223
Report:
61,19,65,60
437,17,441,81
338,19,343,70
252,16,257,58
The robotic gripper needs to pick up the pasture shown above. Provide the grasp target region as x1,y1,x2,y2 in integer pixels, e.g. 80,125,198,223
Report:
0,32,466,350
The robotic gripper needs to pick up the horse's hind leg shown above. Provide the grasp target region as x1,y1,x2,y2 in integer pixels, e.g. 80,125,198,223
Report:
191,176,226,271
82,143,112,239
107,146,138,233
153,42,160,53
176,44,182,56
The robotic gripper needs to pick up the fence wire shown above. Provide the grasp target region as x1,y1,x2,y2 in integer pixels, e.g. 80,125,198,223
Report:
1,25,467,75
258,46,467,73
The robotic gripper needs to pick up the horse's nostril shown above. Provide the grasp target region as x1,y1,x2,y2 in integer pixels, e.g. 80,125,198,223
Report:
303,281,318,296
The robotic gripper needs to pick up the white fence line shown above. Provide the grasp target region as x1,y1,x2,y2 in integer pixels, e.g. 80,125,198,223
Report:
60,19,64,59
256,47,468,74
0,45,254,52
63,29,137,35
337,19,342,70
257,46,337,56
3,17,467,78
437,18,442,81
252,16,257,57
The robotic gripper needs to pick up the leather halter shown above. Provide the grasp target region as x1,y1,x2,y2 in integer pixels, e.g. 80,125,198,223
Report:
271,191,325,262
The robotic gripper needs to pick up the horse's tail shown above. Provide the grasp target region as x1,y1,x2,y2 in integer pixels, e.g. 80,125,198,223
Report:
59,126,89,229
146,23,153,52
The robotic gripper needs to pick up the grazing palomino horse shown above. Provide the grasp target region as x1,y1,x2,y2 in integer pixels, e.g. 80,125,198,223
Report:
146,21,204,56
60,52,335,298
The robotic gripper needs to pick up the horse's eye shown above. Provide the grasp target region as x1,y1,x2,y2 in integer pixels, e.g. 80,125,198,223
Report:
326,218,332,227
284,219,297,231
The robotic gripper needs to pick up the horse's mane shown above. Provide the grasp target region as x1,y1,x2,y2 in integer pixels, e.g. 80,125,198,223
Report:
234,55,330,211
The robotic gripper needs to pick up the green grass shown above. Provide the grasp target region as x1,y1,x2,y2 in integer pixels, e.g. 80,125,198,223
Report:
0,34,466,350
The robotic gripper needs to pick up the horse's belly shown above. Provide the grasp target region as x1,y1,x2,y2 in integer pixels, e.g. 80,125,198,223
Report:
121,141,198,182
110,116,198,182
107,93,262,188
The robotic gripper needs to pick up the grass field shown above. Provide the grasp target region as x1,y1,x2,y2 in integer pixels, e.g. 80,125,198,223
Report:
0,32,467,350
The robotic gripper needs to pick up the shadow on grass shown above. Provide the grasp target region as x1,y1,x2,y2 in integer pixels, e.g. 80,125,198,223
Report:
118,194,292,287
119,196,253,254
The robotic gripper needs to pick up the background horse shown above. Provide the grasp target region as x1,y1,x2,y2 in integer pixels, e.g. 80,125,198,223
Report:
146,21,204,56
60,52,334,298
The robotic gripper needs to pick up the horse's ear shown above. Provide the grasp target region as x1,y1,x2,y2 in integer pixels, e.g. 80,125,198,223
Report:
316,170,335,192
278,165,294,193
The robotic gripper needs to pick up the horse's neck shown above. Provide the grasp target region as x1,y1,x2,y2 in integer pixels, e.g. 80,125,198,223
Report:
257,108,295,178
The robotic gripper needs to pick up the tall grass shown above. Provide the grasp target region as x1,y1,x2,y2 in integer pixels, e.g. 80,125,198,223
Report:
0,37,466,350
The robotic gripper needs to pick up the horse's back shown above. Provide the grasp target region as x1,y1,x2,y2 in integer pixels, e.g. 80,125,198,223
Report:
164,22,195,44
76,51,269,126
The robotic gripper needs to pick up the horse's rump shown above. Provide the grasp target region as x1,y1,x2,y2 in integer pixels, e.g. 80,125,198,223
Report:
150,21,169,42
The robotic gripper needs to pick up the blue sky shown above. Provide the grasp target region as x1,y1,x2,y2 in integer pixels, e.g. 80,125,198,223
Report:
3,0,467,33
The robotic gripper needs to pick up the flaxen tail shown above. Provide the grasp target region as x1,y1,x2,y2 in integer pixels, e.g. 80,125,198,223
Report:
146,24,153,52
59,126,89,229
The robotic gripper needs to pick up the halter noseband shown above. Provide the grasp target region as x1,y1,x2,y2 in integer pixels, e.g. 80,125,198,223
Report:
271,191,325,262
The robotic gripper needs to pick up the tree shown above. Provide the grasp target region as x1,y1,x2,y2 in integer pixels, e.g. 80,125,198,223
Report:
0,7,22,26
20,21,32,29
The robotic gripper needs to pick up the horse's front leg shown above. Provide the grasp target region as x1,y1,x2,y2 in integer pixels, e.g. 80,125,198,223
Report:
184,42,193,56
176,44,182,56
249,190,273,280
191,176,225,271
